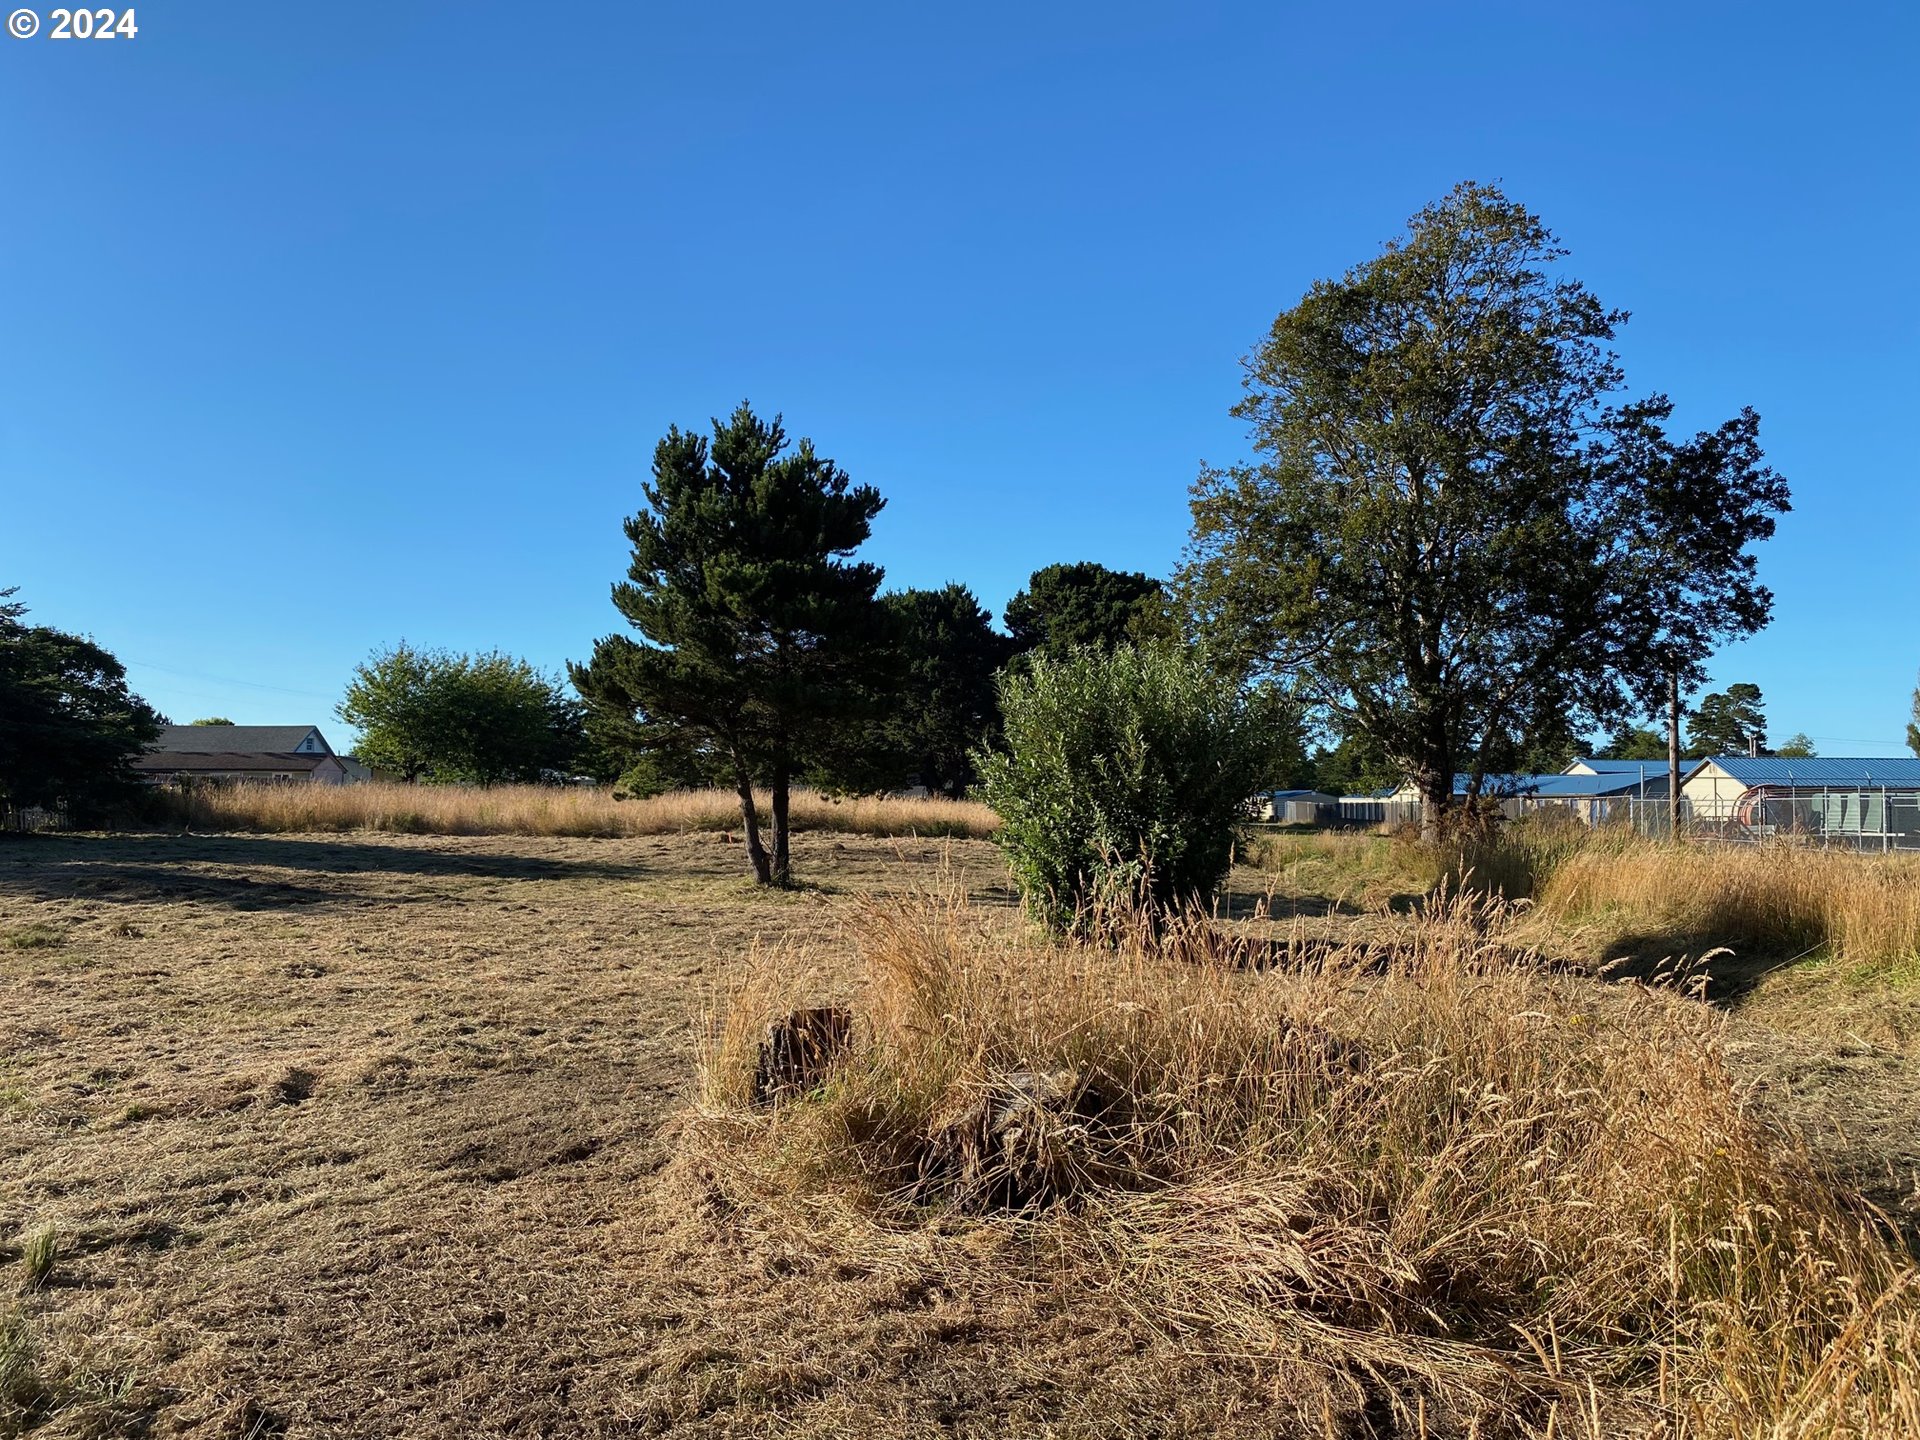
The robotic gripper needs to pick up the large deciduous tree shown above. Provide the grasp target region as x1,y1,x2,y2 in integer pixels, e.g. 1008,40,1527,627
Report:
1004,562,1171,655
339,643,579,784
1908,678,1920,758
571,403,888,886
1602,402,1787,828
1181,182,1786,837
0,588,162,824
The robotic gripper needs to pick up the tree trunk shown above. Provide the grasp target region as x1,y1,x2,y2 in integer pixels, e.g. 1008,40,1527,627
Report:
734,767,772,885
1666,669,1683,844
1415,769,1449,844
769,768,792,888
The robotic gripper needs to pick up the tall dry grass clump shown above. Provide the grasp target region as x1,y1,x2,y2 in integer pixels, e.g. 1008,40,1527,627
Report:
149,782,998,841
683,894,1919,1437
1540,842,1920,973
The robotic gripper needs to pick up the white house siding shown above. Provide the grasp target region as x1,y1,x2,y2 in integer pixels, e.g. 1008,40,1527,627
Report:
1681,762,1750,820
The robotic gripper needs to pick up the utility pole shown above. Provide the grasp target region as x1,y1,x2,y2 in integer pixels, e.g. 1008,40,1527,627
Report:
1667,668,1682,842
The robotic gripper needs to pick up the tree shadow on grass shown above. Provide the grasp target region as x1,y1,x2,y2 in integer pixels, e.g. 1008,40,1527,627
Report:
0,833,654,912
1215,886,1431,923
1216,889,1365,922
1594,929,1826,1004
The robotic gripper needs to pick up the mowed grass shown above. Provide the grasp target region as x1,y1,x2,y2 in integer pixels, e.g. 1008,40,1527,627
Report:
0,828,1014,1438
150,780,999,841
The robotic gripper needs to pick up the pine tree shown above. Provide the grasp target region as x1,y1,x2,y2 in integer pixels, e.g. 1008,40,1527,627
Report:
1686,683,1768,757
831,585,1008,799
1003,563,1169,654
572,404,888,885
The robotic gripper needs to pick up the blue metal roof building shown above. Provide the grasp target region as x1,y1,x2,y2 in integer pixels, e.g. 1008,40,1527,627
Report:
1694,757,1920,788
1681,757,1920,845
1566,759,1672,781
1451,771,1668,798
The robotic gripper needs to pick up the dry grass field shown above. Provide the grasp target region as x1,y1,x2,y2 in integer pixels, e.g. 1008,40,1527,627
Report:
150,784,999,842
1,826,1916,1438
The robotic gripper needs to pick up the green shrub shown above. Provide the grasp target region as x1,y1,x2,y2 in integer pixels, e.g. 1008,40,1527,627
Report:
976,645,1275,935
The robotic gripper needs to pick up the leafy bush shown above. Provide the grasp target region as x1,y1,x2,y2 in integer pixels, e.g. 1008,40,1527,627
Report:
975,645,1275,934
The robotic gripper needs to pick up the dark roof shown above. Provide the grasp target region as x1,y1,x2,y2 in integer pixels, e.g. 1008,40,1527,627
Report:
133,751,331,774
1702,757,1920,788
152,725,327,755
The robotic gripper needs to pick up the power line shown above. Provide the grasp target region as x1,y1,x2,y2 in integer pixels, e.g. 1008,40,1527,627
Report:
123,657,337,704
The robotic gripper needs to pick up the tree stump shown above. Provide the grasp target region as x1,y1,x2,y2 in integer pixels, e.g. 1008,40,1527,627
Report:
753,1006,854,1104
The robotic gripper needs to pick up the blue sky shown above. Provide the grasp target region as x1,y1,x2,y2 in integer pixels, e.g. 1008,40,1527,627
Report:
3,2,1915,753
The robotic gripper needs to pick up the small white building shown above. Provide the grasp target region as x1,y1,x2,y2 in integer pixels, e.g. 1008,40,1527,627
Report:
1260,789,1340,824
134,725,349,785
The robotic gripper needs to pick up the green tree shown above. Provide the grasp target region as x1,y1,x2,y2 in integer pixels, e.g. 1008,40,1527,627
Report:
1686,683,1768,757
1181,182,1785,837
575,690,724,796
1775,732,1817,759
339,643,578,784
571,403,889,886
976,645,1277,936
189,717,236,726
1908,678,1920,758
1598,724,1671,761
0,589,163,823
1309,729,1399,796
827,585,1009,799
1603,400,1788,830
1245,680,1314,792
1003,562,1169,655
338,642,438,780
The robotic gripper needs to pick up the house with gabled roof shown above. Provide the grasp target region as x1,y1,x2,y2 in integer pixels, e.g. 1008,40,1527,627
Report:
134,725,349,785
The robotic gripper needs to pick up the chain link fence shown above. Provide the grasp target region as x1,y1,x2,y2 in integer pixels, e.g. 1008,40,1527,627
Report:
1608,775,1920,851
1323,775,1920,851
